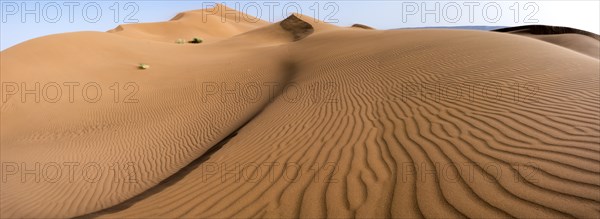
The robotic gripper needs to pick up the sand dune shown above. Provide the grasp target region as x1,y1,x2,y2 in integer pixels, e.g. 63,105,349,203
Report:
109,4,269,43
1,4,599,219
0,6,288,218
495,25,600,59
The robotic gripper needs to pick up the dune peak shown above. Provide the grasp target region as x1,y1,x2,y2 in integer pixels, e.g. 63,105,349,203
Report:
279,14,315,41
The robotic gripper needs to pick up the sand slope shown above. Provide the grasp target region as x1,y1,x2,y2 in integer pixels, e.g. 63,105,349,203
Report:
87,26,600,218
0,6,294,218
2,5,599,219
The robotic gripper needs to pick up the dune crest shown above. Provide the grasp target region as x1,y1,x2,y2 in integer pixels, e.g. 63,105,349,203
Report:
279,14,315,41
351,23,375,30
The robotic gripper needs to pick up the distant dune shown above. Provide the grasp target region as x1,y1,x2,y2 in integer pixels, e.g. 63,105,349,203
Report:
494,25,600,59
399,26,507,31
1,4,599,218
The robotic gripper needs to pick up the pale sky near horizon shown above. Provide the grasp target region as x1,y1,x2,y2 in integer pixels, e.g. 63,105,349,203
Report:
1,0,598,50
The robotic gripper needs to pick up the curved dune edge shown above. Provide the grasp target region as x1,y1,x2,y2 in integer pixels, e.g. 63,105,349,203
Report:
495,25,600,59
0,32,293,218
495,25,600,40
351,23,376,30
0,13,302,219
1,6,600,219
0,11,318,219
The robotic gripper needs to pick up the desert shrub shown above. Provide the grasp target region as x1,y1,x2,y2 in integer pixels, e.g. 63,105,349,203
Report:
189,37,203,44
175,39,185,44
138,63,150,69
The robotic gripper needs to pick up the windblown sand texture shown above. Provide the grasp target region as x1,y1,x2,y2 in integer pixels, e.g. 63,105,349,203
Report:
1,4,599,218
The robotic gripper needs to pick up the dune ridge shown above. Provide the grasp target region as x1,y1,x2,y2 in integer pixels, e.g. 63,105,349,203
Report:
351,24,375,30
494,25,600,59
1,5,599,219
108,3,269,43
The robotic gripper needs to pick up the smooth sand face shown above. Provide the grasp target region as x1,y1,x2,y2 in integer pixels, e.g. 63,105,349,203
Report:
1,4,599,219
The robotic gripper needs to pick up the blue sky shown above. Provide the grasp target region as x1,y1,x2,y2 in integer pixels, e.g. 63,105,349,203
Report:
1,1,599,50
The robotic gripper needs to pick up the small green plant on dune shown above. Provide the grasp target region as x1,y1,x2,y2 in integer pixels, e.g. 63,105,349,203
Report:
175,38,185,44
138,63,150,70
189,37,203,44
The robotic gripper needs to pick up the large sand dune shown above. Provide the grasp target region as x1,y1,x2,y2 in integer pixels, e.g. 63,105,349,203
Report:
1,4,599,218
